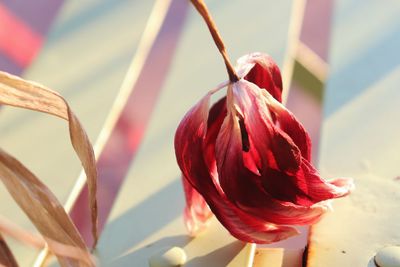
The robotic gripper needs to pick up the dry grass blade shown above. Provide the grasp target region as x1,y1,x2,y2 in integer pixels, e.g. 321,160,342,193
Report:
0,149,94,266
0,71,98,247
0,233,18,267
0,215,96,265
0,215,44,249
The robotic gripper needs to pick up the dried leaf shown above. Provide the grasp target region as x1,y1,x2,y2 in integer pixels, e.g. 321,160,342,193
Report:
0,215,44,249
0,233,18,267
0,71,98,247
0,216,95,265
0,148,94,266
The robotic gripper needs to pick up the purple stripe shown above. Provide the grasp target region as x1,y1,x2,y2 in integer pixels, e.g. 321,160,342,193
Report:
300,0,333,61
69,0,189,246
1,0,64,35
0,53,23,75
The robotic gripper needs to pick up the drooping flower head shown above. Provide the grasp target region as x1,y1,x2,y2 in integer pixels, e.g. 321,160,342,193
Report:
175,53,353,244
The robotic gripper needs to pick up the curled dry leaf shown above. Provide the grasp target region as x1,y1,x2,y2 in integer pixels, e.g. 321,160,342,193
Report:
0,233,18,267
0,71,98,246
0,71,98,265
0,149,94,266
0,215,44,249
0,215,96,265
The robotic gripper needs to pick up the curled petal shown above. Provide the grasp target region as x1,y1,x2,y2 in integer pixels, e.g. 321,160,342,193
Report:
215,111,247,202
175,93,215,236
238,201,328,226
236,53,283,102
175,93,211,178
207,98,227,134
182,177,213,236
214,108,328,225
175,91,298,243
203,97,227,172
260,167,313,205
242,134,262,175
270,132,302,174
300,160,354,202
232,80,301,174
260,159,354,207
263,90,312,161
210,196,299,244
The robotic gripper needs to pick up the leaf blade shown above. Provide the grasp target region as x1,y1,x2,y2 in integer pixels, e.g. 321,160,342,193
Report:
0,148,94,266
0,71,98,247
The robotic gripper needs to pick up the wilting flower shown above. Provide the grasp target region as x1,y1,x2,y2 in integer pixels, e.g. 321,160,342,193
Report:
174,53,354,244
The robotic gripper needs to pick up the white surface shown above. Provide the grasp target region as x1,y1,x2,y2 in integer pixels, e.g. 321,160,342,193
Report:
375,246,400,267
309,67,400,266
307,1,400,265
96,0,294,266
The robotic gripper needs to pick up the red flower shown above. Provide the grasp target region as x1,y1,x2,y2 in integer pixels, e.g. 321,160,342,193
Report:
175,53,354,243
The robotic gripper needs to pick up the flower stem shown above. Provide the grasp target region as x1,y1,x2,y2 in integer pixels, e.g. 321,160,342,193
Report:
190,0,239,83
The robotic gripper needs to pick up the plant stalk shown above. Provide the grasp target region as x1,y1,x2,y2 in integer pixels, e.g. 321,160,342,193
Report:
190,0,239,82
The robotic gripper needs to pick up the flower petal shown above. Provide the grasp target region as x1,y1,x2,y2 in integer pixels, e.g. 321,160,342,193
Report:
213,105,327,225
263,90,312,161
236,53,283,102
260,159,354,207
300,160,354,202
182,176,213,236
175,91,298,243
214,110,249,202
203,97,227,172
260,167,316,206
217,202,299,244
175,93,211,178
232,80,301,174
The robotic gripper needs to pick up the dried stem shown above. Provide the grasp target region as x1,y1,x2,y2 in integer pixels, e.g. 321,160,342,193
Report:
190,0,239,82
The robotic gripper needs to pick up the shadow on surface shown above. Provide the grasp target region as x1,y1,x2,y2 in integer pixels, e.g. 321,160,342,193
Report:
99,178,185,262
108,235,191,267
186,241,244,267
326,24,400,117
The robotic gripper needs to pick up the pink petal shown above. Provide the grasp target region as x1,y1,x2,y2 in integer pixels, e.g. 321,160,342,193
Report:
264,91,312,161
175,93,211,178
213,197,299,244
175,91,298,243
260,167,317,206
260,159,354,207
232,80,301,174
213,107,327,225
242,127,262,176
203,97,227,172
214,111,247,202
182,176,213,236
236,53,283,102
300,160,354,202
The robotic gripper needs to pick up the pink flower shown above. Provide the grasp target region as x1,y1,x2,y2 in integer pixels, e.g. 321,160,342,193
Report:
174,53,354,244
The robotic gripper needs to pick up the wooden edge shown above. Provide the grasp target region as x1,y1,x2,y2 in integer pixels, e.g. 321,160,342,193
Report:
228,243,256,267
